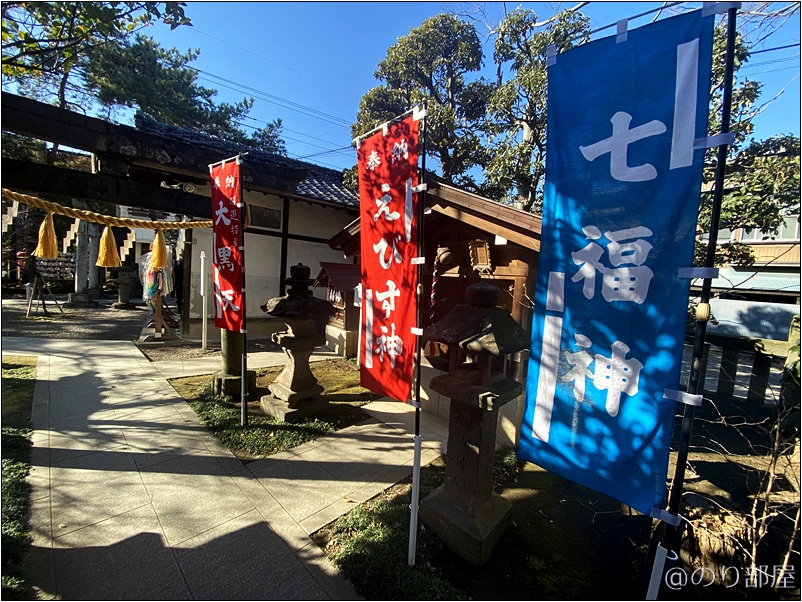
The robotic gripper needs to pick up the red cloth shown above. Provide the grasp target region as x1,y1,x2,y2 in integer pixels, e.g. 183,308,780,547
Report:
210,159,244,332
357,115,420,402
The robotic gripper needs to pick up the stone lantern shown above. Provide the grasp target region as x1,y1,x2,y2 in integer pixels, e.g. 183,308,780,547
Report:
260,263,336,421
419,280,528,566
111,267,137,309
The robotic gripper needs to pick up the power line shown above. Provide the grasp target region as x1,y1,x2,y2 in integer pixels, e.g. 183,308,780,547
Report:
194,73,351,129
189,27,362,100
65,67,355,165
750,43,800,54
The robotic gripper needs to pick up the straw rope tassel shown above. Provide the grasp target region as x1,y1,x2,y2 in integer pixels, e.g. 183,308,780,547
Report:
97,226,121,267
33,212,58,258
150,229,169,269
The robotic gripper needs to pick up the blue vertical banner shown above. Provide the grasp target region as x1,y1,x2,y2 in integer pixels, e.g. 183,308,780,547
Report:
519,10,714,516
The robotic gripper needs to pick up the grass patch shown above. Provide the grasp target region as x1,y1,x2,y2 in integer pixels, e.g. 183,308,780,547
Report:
313,450,524,600
1,355,36,599
170,359,378,461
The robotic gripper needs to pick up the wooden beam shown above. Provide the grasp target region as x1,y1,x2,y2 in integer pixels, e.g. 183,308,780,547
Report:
280,196,290,296
3,158,212,217
430,203,541,251
2,158,281,229
1,92,307,193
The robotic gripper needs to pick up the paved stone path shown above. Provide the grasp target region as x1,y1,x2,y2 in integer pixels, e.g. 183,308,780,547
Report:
3,336,448,600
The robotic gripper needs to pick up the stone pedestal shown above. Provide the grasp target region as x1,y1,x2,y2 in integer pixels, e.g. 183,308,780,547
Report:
111,270,136,309
419,377,521,566
212,370,257,397
260,317,329,421
63,292,98,308
259,263,336,422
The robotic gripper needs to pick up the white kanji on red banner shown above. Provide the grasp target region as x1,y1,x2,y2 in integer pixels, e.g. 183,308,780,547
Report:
357,115,420,402
210,158,243,332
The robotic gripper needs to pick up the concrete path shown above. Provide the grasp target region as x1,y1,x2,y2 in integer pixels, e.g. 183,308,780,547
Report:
3,337,448,600
148,347,342,380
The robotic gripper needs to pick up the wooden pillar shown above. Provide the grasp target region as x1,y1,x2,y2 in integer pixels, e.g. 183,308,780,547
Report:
279,196,290,296
181,229,192,330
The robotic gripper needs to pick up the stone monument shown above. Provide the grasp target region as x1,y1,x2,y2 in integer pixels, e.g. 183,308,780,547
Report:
419,281,528,566
111,267,137,309
260,263,336,421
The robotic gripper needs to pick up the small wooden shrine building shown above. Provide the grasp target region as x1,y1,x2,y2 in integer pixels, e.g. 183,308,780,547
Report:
326,175,543,447
313,261,361,356
326,174,543,354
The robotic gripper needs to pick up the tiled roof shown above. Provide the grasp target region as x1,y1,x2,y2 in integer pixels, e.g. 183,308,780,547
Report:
314,262,361,291
135,113,358,209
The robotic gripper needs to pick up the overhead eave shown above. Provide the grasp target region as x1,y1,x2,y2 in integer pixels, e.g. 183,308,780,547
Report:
326,176,543,257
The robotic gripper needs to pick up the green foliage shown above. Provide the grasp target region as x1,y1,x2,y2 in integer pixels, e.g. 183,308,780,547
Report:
1,357,36,599
3,3,285,155
354,14,492,185
697,24,801,266
329,467,465,600
2,2,190,76
185,381,367,458
82,34,286,152
324,448,524,600
189,382,329,456
341,165,358,191
483,8,590,210
492,446,522,488
2,2,190,110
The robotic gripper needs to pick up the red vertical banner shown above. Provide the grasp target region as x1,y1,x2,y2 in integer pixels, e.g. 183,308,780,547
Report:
357,115,420,402
210,158,244,332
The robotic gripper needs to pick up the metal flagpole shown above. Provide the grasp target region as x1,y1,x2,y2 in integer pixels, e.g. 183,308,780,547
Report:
200,251,208,350
646,6,738,599
408,104,427,567
238,154,249,428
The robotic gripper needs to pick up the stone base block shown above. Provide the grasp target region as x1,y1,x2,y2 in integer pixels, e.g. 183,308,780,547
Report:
260,394,329,422
63,293,99,308
268,381,324,406
111,302,138,310
419,485,512,566
212,370,257,397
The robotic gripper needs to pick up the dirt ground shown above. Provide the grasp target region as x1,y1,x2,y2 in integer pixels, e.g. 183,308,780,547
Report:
449,462,654,600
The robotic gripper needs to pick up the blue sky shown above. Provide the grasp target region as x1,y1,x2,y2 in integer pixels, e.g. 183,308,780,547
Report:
140,1,801,173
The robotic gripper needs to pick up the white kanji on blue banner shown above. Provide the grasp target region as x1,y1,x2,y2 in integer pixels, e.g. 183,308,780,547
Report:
519,10,714,516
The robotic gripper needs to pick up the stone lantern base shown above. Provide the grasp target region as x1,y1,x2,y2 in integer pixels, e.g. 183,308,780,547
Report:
212,370,257,397
260,394,329,422
259,327,329,422
419,487,512,567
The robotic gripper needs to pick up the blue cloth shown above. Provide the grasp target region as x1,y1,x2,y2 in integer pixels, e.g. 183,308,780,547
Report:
519,10,714,516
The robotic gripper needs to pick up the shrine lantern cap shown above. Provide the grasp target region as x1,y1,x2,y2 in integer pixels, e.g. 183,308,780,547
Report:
424,281,528,357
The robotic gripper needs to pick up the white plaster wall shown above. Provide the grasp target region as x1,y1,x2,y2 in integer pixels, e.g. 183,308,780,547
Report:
287,238,354,300
188,195,356,318
288,199,354,240
244,189,283,213
188,227,283,319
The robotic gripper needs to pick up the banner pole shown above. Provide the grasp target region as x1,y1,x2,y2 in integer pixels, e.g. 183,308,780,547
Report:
408,104,427,567
647,7,738,599
200,251,208,350
238,154,249,428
